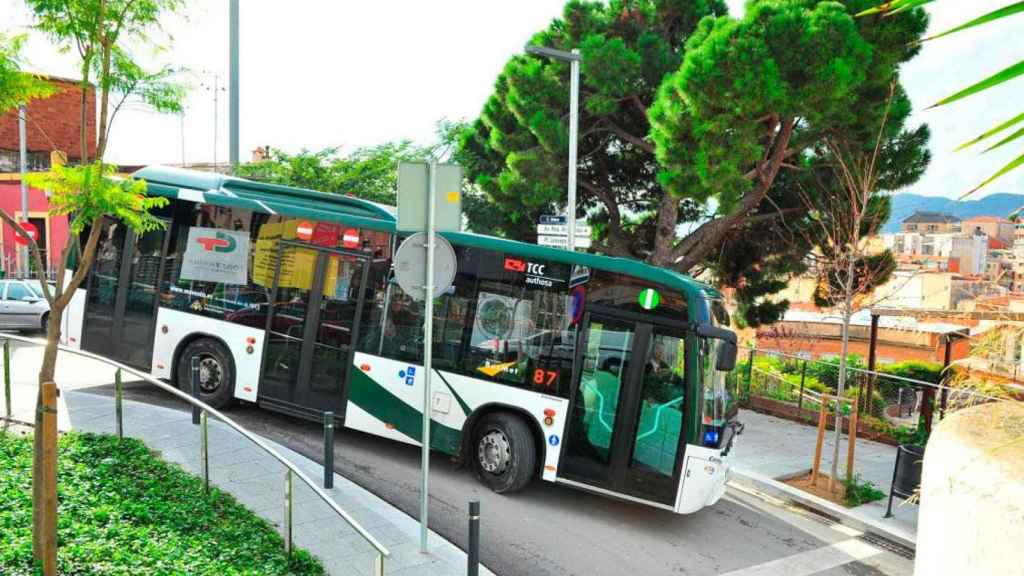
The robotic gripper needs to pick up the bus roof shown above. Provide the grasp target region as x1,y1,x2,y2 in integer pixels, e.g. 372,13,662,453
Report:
133,165,721,311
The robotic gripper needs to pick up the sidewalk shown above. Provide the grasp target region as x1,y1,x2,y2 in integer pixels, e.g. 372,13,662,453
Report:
729,408,918,547
1,340,492,576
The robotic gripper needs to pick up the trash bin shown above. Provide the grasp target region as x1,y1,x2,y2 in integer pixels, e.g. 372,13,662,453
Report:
885,444,925,517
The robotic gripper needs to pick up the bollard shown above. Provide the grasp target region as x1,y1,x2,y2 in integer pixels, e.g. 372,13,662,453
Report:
190,356,201,425
201,410,210,493
3,339,10,418
323,411,334,489
373,553,385,576
467,501,480,576
115,369,124,438
284,470,293,555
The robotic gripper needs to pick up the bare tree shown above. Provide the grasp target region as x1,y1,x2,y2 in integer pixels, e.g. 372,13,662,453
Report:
795,82,900,492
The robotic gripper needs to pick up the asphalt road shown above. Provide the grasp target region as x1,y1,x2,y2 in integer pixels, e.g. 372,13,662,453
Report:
66,377,916,576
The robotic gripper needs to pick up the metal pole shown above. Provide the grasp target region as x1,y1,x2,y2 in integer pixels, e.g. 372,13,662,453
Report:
864,314,879,414
744,348,756,400
284,469,293,555
201,410,209,492
940,334,952,418
213,75,219,169
468,501,480,576
567,51,579,252
229,0,240,170
373,554,385,576
884,446,901,518
798,360,807,411
323,411,335,489
115,368,123,438
18,104,29,277
420,160,437,553
3,339,11,418
190,356,201,425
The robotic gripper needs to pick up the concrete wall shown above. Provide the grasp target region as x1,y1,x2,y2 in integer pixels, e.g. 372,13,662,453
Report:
915,402,1024,575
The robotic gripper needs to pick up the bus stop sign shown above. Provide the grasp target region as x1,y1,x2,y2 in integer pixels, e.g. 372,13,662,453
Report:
394,232,457,300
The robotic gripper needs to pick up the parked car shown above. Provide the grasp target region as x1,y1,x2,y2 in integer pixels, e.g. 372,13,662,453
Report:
0,279,53,332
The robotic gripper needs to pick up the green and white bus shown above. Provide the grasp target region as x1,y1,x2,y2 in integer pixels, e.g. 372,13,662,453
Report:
63,166,741,513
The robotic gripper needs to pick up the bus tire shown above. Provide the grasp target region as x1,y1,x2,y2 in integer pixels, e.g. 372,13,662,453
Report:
472,412,536,494
176,338,235,409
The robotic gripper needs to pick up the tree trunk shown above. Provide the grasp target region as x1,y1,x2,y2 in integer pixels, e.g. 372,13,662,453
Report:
830,258,856,493
32,310,63,574
648,193,679,267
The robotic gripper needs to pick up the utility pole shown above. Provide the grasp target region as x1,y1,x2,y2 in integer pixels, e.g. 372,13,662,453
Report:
18,104,28,277
229,0,239,170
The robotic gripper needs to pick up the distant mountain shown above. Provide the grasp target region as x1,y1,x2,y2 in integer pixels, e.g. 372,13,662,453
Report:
882,193,1024,233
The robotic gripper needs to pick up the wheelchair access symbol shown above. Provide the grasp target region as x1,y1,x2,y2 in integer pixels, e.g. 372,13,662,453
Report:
398,366,417,386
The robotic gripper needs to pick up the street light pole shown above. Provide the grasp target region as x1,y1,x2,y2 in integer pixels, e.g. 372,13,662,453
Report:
567,49,579,252
525,45,582,252
229,0,239,170
18,104,28,277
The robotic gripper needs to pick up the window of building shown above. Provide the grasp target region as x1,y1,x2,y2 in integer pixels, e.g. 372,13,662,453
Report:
0,149,50,173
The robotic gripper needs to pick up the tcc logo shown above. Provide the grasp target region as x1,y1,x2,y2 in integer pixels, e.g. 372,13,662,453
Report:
527,262,546,276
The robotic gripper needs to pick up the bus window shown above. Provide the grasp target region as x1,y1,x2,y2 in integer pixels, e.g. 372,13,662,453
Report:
362,245,577,398
586,271,687,318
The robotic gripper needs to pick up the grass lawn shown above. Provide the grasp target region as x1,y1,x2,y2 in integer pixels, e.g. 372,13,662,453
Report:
0,429,324,575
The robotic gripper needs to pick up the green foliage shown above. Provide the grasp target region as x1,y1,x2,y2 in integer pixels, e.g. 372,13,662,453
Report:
26,163,167,235
236,141,435,205
0,431,323,575
862,0,1024,194
842,474,885,507
460,0,930,326
807,354,866,390
0,33,54,114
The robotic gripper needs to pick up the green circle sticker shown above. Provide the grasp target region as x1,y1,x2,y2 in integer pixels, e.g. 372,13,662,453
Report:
638,288,660,310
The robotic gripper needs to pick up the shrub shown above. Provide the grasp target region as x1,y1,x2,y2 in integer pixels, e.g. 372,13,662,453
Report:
806,354,866,391
0,431,324,575
842,474,885,507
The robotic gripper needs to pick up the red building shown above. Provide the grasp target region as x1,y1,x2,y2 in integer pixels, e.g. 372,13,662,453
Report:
0,76,96,276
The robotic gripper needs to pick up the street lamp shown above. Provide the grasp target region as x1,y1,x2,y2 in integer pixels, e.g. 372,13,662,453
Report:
525,44,580,252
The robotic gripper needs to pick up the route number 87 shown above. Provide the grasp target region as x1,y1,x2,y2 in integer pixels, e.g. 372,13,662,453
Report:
533,368,558,387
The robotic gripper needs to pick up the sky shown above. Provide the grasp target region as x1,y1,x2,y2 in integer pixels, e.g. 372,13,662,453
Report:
2,0,1022,202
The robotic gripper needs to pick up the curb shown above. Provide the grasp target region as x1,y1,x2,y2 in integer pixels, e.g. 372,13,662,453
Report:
728,466,917,551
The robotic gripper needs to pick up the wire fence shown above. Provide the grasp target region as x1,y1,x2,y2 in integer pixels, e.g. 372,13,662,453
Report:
731,345,1008,446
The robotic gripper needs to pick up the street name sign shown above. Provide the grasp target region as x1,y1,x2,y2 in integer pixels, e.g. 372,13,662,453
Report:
537,235,592,249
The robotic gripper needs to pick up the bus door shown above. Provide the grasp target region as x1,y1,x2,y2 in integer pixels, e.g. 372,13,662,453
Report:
81,217,170,368
259,241,370,421
558,310,689,507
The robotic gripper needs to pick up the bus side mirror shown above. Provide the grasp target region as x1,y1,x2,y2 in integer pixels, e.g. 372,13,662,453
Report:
695,324,737,372
716,341,737,372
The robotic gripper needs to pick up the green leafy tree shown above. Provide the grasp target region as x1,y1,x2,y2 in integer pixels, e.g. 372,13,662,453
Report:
0,2,186,573
861,1,1024,196
458,0,929,326
0,33,54,112
237,140,436,204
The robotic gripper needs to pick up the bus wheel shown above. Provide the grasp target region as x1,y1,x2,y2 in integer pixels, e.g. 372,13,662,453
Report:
472,412,536,494
176,339,235,409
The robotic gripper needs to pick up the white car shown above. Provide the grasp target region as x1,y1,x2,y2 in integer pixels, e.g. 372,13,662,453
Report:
0,279,52,332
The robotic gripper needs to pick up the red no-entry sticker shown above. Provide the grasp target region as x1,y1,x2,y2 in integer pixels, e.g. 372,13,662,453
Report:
14,221,38,246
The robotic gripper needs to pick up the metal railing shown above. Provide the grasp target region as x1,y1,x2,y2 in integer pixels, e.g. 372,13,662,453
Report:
0,333,390,575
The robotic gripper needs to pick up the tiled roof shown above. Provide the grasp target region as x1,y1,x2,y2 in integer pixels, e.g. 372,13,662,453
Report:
902,211,960,224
